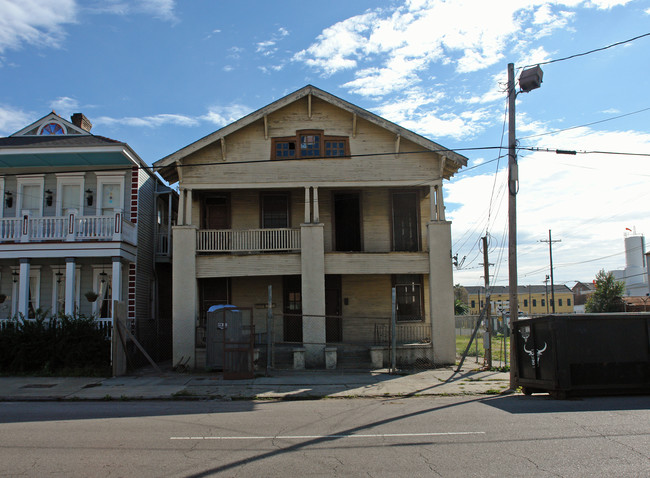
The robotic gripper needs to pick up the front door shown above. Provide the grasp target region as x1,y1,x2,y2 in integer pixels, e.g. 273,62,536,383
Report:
325,275,342,342
392,191,419,251
334,192,361,251
283,275,302,342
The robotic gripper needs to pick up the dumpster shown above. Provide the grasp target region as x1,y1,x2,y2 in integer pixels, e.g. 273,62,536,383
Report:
513,314,650,398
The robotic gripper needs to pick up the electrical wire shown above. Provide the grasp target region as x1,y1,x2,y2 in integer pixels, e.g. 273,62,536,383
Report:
522,32,650,68
518,107,650,140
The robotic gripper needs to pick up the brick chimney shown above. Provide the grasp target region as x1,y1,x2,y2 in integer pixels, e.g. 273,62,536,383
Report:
71,113,92,132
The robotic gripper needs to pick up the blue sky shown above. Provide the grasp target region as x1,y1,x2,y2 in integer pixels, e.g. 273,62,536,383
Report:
2,0,650,290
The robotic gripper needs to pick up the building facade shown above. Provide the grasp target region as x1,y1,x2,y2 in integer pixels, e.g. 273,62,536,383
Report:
0,112,176,359
464,285,575,316
154,85,467,369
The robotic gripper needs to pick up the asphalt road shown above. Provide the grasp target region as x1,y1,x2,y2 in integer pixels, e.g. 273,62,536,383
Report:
0,395,648,477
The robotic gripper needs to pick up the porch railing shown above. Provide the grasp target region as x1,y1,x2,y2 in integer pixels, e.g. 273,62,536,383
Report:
197,228,300,253
0,212,137,246
374,323,431,345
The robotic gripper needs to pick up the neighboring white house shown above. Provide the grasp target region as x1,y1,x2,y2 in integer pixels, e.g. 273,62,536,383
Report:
0,112,176,360
154,85,467,369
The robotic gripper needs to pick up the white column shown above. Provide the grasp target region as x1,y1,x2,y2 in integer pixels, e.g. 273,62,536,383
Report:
112,257,123,303
427,221,455,364
64,258,76,316
178,188,185,225
436,184,445,221
18,259,30,317
301,223,326,366
172,225,198,369
313,187,319,223
304,187,311,224
185,189,193,225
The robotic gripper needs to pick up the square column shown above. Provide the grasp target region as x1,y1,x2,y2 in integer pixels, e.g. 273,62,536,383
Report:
112,257,123,302
65,258,76,316
18,259,30,318
427,221,455,364
172,225,198,369
300,223,326,367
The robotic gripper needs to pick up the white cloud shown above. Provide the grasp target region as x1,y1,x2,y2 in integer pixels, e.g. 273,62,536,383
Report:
201,105,251,126
0,105,33,134
49,96,80,119
0,0,77,54
587,0,633,9
84,0,177,22
95,113,199,128
256,27,291,56
448,127,650,285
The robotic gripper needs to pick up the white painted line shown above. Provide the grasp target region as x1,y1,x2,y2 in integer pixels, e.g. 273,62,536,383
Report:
170,431,485,440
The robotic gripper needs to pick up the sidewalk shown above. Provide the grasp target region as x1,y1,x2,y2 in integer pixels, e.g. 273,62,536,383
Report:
0,366,512,401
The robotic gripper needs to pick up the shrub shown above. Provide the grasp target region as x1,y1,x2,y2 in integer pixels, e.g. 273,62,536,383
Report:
0,313,110,376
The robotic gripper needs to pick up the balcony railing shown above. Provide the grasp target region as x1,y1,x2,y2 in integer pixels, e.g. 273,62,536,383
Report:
0,212,137,246
197,228,300,253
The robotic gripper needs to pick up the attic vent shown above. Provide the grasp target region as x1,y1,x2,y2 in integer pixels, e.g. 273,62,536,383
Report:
71,113,93,132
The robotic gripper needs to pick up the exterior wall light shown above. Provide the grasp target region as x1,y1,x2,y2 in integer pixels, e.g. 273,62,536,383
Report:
5,192,12,209
86,189,93,207
45,190,54,207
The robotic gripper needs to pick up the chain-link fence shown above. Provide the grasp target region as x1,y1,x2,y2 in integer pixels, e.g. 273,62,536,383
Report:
455,314,511,367
246,313,435,373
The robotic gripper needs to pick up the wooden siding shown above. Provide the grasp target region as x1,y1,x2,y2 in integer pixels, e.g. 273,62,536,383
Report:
180,97,443,188
134,170,155,322
196,253,301,278
325,252,429,275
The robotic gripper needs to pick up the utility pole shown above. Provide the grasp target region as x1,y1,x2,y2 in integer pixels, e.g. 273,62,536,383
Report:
507,63,518,385
481,235,492,369
540,229,561,313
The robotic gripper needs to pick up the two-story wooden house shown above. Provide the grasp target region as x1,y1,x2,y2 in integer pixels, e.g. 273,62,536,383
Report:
0,112,176,361
154,85,466,369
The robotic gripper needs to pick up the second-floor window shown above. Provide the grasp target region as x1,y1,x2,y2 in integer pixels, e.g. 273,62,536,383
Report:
394,274,423,322
272,130,349,160
261,193,289,228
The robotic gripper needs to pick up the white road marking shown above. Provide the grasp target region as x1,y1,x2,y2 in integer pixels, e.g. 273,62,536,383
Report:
170,431,485,440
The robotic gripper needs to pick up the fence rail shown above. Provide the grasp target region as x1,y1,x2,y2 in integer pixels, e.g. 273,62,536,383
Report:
374,323,431,345
197,228,300,253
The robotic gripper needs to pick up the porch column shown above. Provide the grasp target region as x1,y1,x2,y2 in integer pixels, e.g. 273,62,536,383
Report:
172,225,198,369
301,222,326,367
185,188,193,225
18,258,30,317
427,221,455,364
304,187,311,223
178,188,185,225
313,187,319,223
64,258,76,316
111,257,123,303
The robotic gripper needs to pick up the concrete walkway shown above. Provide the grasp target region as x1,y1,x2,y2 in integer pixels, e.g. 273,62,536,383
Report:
0,366,512,401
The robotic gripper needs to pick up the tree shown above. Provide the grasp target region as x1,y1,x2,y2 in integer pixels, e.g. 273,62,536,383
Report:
585,270,625,313
455,299,469,315
454,285,470,315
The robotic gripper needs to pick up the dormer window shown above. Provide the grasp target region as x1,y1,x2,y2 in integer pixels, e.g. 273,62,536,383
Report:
38,122,66,135
272,130,349,160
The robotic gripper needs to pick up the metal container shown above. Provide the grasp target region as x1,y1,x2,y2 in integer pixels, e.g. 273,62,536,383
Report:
513,314,650,398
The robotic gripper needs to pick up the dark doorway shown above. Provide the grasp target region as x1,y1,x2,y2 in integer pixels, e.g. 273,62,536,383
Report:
203,195,230,229
334,192,361,251
392,191,419,251
283,275,302,342
325,275,342,342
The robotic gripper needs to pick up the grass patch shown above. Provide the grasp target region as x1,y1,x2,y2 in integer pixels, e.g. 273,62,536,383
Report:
456,335,511,363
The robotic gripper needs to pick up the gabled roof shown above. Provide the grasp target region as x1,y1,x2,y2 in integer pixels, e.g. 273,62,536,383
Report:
0,112,151,173
154,85,468,183
11,111,89,137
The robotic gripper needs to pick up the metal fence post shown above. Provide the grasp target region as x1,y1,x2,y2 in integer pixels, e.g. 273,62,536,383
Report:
267,285,273,376
391,287,396,373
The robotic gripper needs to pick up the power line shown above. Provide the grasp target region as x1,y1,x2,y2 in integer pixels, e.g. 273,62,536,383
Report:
518,107,650,140
523,32,650,68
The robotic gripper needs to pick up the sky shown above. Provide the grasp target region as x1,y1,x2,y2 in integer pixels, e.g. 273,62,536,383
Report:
1,0,650,291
